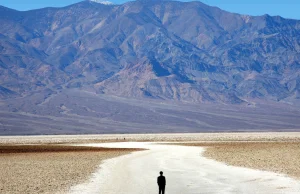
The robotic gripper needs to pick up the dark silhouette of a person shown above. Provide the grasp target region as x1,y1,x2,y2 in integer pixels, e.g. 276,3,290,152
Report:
157,171,166,194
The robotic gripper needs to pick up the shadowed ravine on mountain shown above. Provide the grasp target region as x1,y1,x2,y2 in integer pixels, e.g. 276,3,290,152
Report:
0,0,300,134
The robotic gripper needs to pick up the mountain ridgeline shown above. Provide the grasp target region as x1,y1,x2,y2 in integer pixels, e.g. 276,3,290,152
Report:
1,0,300,104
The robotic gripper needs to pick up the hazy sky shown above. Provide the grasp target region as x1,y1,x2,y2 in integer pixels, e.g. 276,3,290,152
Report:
1,0,300,19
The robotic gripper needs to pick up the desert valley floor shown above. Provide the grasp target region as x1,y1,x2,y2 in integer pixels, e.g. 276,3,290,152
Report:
1,133,300,194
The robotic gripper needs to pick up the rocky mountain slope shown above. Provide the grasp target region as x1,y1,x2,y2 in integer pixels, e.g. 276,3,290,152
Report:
1,0,300,104
1,0,300,134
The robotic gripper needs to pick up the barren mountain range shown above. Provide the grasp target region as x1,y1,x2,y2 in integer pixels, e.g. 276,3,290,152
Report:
0,0,300,134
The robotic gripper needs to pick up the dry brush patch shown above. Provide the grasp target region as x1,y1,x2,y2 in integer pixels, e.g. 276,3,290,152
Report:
0,144,142,153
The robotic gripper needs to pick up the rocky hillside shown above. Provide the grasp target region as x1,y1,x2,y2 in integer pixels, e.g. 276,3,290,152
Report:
1,0,300,104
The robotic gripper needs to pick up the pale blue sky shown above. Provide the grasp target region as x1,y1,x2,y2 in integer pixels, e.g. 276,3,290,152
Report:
0,0,300,19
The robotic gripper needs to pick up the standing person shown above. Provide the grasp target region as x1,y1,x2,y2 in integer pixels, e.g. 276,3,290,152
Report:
157,171,166,194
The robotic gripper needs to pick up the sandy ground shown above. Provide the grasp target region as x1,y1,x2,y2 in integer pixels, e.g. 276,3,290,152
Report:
71,142,300,194
1,132,300,144
180,142,300,179
0,145,141,194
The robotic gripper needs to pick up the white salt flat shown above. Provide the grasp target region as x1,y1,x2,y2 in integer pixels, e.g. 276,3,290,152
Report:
69,142,300,194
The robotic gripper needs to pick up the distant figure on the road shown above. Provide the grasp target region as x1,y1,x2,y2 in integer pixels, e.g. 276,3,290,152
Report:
157,171,166,194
